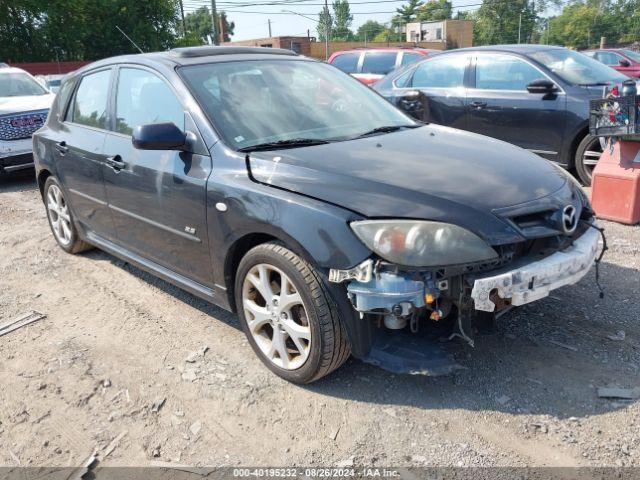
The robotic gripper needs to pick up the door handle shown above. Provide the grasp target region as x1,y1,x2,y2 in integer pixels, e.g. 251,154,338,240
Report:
55,141,68,154
470,101,487,110
106,155,126,171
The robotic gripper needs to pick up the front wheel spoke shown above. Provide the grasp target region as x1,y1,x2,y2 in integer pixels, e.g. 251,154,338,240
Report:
59,208,71,222
279,291,302,311
270,328,290,367
281,319,310,355
247,266,273,303
60,219,71,240
243,299,271,332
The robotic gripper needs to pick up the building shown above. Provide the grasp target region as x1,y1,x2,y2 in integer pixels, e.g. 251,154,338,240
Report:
405,19,473,49
223,36,314,56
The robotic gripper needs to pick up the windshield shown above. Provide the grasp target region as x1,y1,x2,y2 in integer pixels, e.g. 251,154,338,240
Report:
180,60,416,150
0,72,48,97
621,49,640,63
529,49,628,86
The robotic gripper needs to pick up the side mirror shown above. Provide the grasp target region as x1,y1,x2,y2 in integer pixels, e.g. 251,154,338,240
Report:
401,90,422,101
132,122,186,151
619,59,631,68
526,79,557,94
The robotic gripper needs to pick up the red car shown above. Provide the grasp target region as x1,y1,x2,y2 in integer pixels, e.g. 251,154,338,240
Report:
583,48,640,78
328,48,434,85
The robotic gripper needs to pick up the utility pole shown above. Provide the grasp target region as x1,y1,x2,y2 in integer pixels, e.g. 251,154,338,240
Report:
268,19,272,37
179,0,186,37
211,0,219,45
324,0,330,61
518,12,522,44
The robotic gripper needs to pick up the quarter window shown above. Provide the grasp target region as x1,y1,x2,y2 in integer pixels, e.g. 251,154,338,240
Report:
331,52,360,74
361,52,398,75
475,55,544,90
411,54,467,88
115,68,184,136
70,70,111,129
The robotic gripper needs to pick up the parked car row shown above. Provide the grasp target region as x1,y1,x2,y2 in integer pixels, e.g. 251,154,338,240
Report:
32,46,601,383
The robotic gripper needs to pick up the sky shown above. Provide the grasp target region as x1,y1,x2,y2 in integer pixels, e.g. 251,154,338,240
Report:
181,0,563,42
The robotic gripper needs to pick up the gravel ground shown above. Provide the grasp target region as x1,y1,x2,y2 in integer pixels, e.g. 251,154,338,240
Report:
0,171,639,468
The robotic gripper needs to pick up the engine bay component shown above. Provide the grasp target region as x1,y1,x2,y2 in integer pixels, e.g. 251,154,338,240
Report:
347,271,426,313
329,259,373,283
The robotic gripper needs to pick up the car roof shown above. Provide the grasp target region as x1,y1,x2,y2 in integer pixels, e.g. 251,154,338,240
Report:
332,47,433,55
446,44,567,55
72,46,308,77
0,66,31,75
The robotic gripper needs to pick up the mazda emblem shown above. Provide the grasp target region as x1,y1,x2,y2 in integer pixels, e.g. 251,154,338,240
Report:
561,205,578,234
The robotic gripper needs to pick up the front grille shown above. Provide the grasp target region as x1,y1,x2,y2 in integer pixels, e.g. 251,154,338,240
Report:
0,110,49,141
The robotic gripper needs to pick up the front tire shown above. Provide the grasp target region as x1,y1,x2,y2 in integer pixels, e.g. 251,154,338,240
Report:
235,242,350,384
44,176,92,254
575,135,604,186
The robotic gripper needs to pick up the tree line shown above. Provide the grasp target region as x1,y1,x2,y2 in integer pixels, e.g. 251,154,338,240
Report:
318,0,640,49
0,0,233,62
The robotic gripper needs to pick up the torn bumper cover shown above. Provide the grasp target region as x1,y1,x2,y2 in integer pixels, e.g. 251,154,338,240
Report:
470,227,600,312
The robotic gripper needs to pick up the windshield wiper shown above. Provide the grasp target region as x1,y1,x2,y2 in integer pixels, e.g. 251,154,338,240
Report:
354,124,419,139
238,138,329,152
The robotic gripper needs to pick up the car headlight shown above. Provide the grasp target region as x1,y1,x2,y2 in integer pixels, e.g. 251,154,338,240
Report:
350,220,498,267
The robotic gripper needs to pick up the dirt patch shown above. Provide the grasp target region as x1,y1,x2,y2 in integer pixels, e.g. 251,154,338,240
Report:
1,172,639,467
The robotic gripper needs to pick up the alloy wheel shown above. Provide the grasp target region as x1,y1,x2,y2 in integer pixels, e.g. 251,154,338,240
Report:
581,137,605,181
241,263,311,370
47,184,72,246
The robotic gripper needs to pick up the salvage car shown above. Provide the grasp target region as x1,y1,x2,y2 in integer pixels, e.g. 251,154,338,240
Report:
33,46,601,383
375,44,633,185
1,67,55,175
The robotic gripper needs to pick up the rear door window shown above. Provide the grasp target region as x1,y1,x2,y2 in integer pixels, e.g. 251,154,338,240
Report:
69,69,111,129
330,52,360,74
361,52,398,75
411,54,468,88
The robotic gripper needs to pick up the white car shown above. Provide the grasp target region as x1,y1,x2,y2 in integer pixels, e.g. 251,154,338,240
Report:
0,67,55,175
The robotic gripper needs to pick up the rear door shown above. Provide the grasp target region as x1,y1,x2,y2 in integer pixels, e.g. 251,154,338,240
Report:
56,68,116,239
101,66,213,286
393,53,470,128
466,53,566,161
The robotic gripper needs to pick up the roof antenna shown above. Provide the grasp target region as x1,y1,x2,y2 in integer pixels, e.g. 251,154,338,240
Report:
116,25,144,54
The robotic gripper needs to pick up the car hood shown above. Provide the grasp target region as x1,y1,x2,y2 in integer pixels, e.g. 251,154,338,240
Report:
0,93,55,116
248,125,570,245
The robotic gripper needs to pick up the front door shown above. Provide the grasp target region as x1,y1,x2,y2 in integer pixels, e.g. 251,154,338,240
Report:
102,67,213,286
466,54,566,161
56,68,116,239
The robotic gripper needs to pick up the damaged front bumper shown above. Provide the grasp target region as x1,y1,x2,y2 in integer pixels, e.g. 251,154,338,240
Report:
470,226,600,312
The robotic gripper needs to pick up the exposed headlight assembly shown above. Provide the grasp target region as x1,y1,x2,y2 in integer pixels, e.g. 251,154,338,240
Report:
350,220,498,267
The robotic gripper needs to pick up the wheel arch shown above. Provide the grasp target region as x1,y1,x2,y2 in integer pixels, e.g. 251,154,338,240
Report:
37,168,53,200
223,230,316,313
566,124,590,170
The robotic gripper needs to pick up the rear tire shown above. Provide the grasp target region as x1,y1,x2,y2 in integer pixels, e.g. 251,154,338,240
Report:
235,242,350,384
44,176,92,254
575,134,604,186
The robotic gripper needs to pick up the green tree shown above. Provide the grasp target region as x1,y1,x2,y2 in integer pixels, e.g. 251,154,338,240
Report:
332,0,354,40
184,6,234,44
317,5,333,41
396,0,424,24
356,20,386,41
547,1,616,49
473,0,537,45
417,0,452,22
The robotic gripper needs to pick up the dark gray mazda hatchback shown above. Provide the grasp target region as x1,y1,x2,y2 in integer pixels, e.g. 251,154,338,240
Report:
33,46,601,383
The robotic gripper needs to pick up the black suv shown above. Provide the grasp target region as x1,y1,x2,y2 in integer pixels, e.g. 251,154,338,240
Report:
34,46,600,383
375,45,634,185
